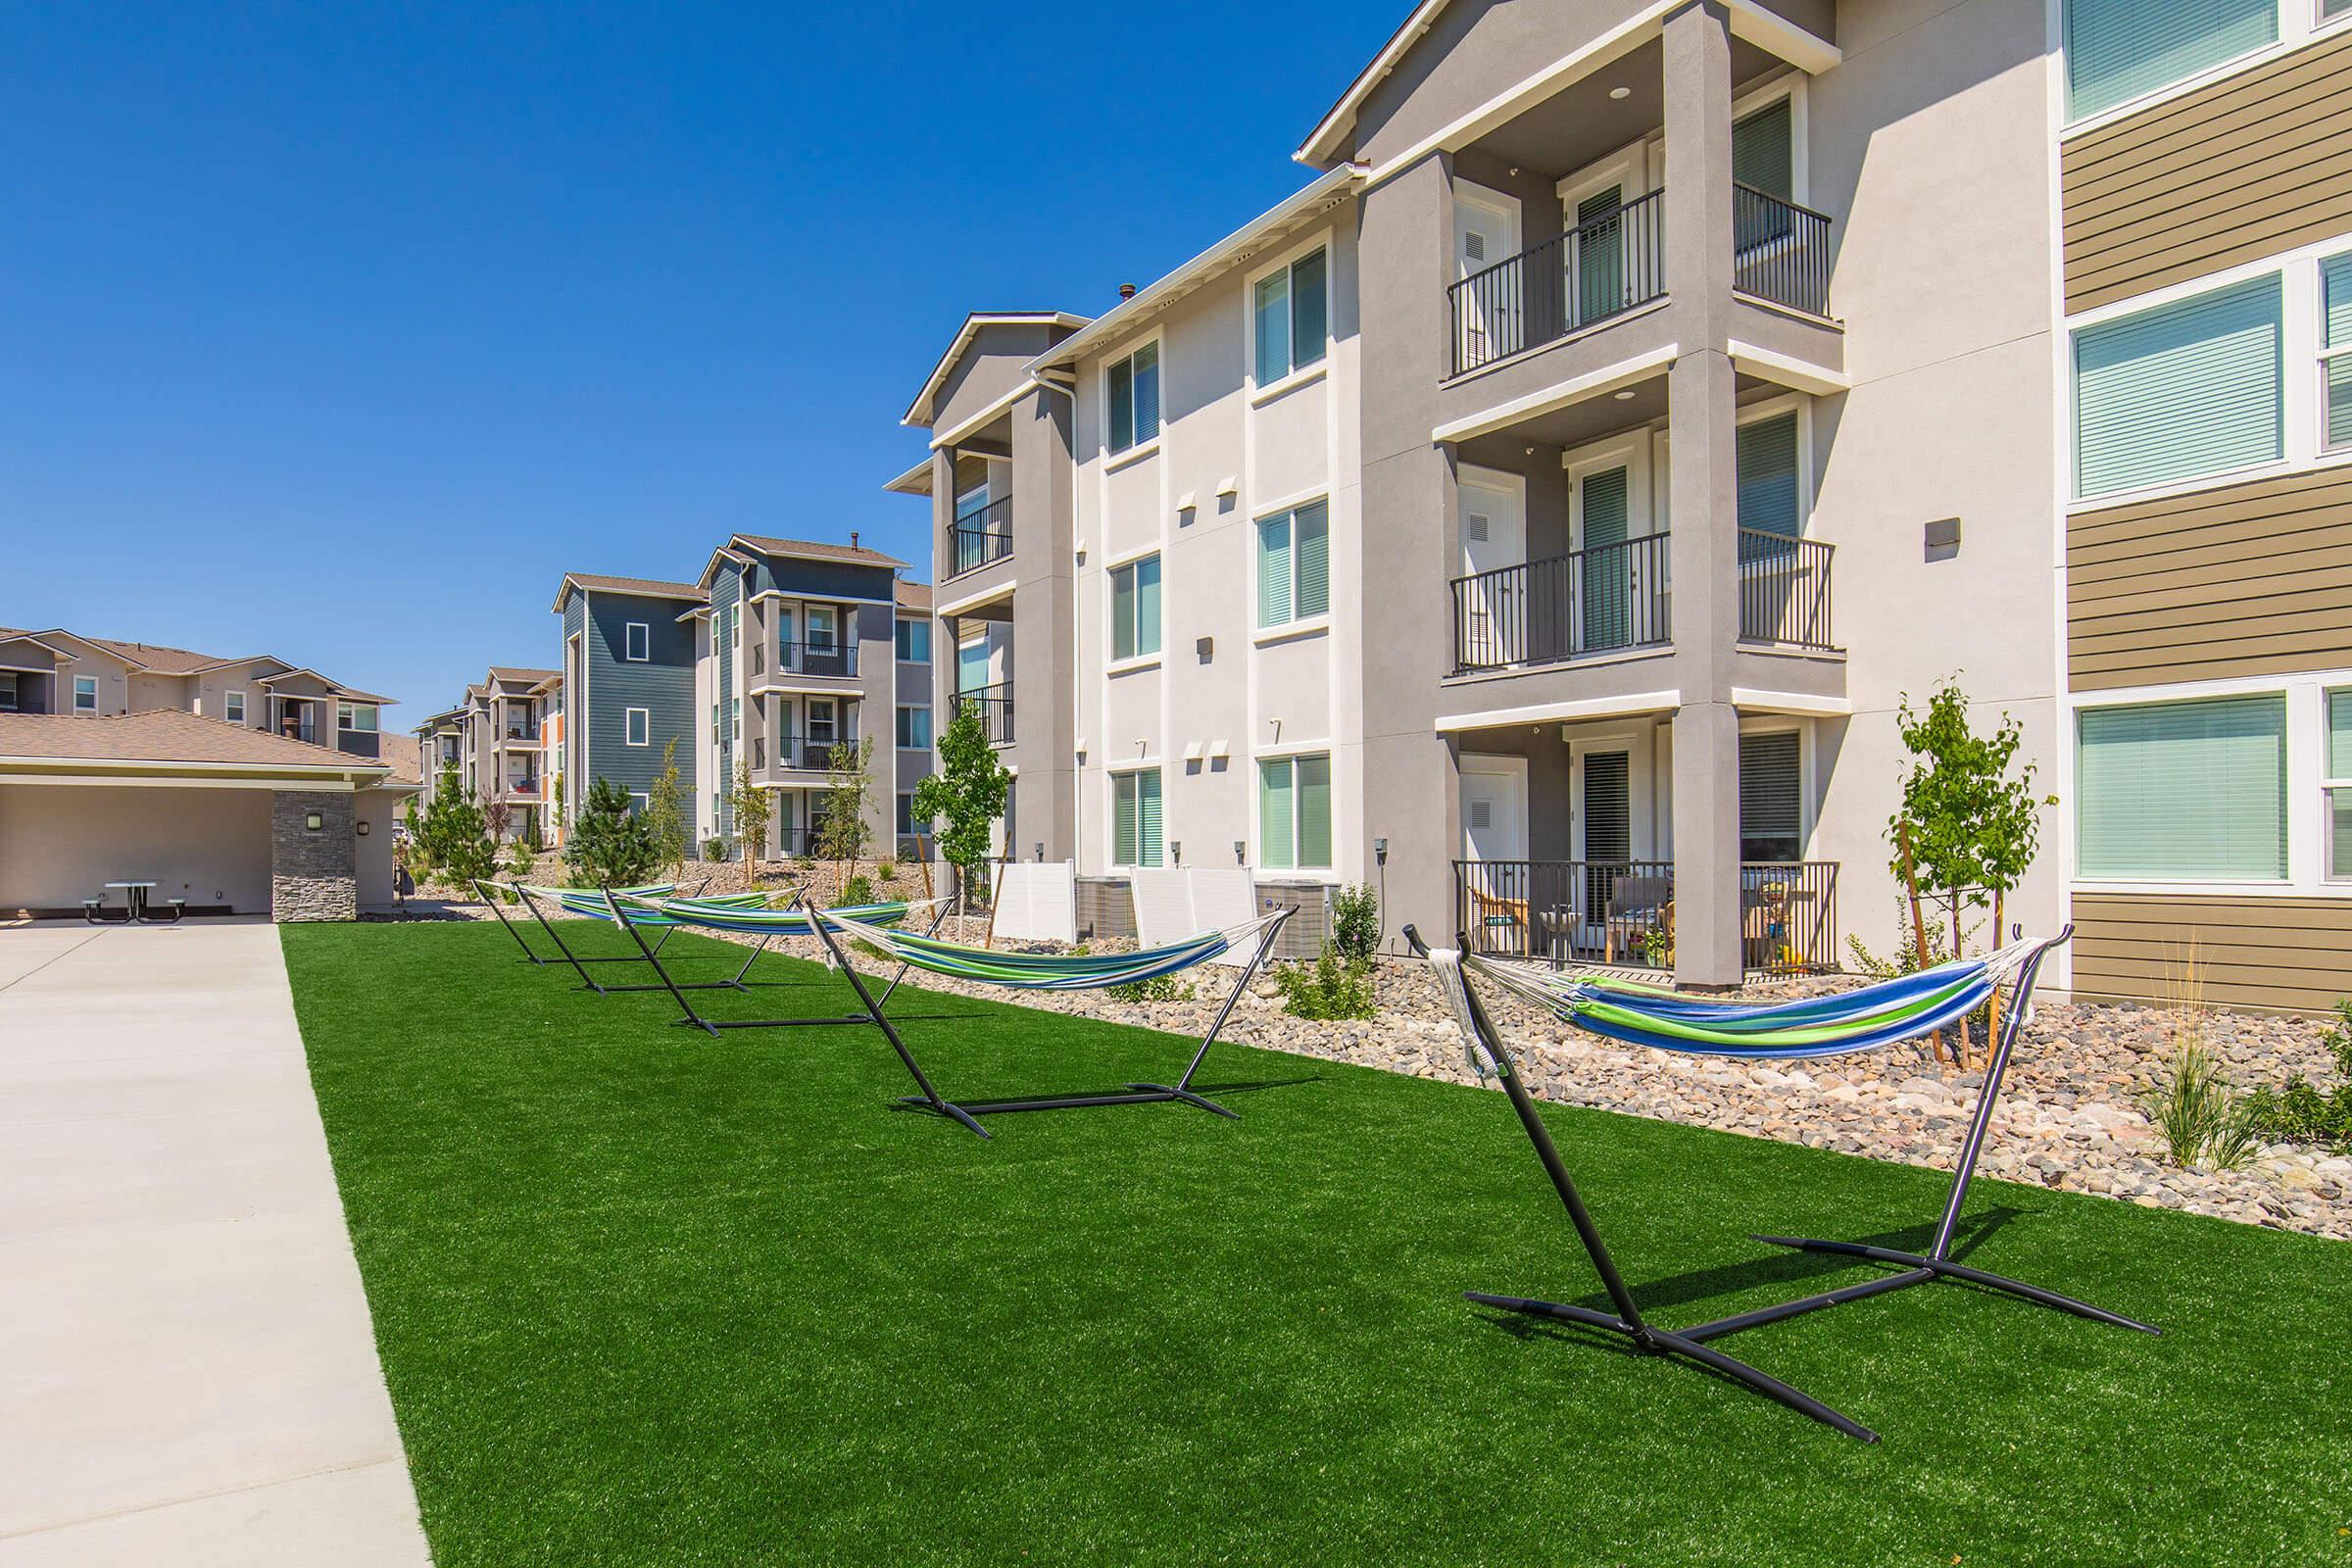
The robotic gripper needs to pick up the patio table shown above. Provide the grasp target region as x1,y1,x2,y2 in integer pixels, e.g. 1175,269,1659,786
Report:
104,881,158,921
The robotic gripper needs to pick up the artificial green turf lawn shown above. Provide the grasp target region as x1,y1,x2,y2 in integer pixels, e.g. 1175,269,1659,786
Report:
284,922,2352,1567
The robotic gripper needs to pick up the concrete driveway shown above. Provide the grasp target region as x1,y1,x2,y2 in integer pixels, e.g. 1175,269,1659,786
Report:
0,920,430,1566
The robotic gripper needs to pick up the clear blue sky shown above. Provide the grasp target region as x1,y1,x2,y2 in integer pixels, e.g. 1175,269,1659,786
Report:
0,2,1396,724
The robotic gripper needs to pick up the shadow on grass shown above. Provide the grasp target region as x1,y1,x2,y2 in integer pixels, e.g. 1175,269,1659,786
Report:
881,1072,1324,1118
1472,1207,2024,1322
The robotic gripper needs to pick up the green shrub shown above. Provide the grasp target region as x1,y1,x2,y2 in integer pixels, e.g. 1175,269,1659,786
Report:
1330,883,1380,963
836,874,875,908
2239,1001,2352,1152
1108,973,1195,1004
703,838,727,862
1275,945,1377,1022
876,859,897,880
2140,1038,2259,1171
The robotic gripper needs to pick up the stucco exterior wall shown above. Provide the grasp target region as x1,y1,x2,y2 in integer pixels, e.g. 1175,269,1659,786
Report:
0,784,273,913
1067,212,1363,882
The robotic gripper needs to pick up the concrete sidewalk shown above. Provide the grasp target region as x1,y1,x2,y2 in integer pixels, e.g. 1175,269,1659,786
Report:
0,921,431,1566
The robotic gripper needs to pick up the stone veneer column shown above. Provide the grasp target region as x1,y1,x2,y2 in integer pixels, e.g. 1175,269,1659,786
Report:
271,790,357,921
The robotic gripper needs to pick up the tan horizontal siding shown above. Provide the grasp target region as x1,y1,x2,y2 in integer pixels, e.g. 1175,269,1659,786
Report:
2072,893,2352,1014
2062,30,2352,313
2067,470,2352,690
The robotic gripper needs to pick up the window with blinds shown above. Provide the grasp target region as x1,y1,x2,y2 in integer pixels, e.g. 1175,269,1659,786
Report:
2329,689,2352,880
1108,342,1161,454
2078,695,2287,879
1736,413,1801,537
1732,97,1792,201
1256,499,1330,627
1111,555,1162,661
1254,248,1329,386
2325,253,2352,451
1739,731,1802,862
2073,273,2281,499
2064,0,2276,121
1258,755,1333,870
1113,769,1163,867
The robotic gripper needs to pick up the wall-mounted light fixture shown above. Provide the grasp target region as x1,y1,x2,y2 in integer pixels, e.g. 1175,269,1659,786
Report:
1034,842,1044,862
1233,840,1247,864
356,820,370,836
1373,837,1389,864
1170,840,1183,866
305,811,323,832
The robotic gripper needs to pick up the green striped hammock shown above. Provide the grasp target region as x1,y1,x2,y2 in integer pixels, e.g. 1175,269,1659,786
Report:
808,906,1284,991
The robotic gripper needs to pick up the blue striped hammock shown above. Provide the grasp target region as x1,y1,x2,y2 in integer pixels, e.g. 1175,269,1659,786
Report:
595,889,931,935
1436,943,2038,1064
808,906,1285,992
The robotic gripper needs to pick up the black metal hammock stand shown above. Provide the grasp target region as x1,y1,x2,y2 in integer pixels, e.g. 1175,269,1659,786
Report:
1401,922,2157,1443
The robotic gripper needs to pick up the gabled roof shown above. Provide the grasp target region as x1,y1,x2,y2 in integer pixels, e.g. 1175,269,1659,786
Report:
732,534,906,569
894,579,932,612
374,732,425,787
1295,1,1451,168
0,624,395,702
488,665,561,687
902,312,1090,428
0,709,397,775
551,572,709,612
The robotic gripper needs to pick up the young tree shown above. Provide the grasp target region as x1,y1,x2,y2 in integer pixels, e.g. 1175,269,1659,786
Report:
814,737,876,875
564,775,661,888
482,796,512,847
1886,679,2054,1063
417,764,499,887
911,702,1011,915
728,758,773,865
643,737,690,872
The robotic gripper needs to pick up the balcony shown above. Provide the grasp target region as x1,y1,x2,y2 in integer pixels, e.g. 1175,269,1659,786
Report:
1449,189,1665,377
953,681,1013,746
1736,531,1835,651
948,497,1013,579
1454,858,1838,978
772,734,858,772
504,776,542,800
1732,185,1832,318
775,639,857,679
1451,534,1671,674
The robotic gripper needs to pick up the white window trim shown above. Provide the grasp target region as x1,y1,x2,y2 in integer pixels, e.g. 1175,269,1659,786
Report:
2065,233,2352,512
1728,74,1809,209
224,690,247,724
2060,2,2352,139
624,707,651,747
1245,230,1334,396
1107,764,1164,869
1733,391,1815,535
896,705,932,751
1563,430,1659,552
1254,749,1336,873
1100,331,1165,463
2068,670,2344,894
1109,552,1163,662
623,621,651,662
1254,492,1333,630
1733,714,1816,858
73,675,98,713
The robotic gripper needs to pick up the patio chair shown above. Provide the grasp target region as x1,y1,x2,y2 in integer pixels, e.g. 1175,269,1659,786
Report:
1602,877,1673,965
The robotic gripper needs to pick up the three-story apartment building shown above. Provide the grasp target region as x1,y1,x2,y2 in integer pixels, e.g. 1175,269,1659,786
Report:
412,666,561,841
688,534,913,858
552,571,708,823
893,0,2352,1009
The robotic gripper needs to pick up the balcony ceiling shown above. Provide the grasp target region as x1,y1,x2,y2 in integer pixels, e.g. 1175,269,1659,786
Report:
1469,40,1786,179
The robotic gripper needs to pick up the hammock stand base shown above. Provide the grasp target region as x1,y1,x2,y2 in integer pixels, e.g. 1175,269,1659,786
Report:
511,883,769,996
603,889,941,1036
815,905,1294,1140
1408,922,2156,1445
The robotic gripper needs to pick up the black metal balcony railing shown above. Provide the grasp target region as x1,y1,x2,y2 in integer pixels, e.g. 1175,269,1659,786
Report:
955,681,1014,746
772,734,858,771
775,638,857,678
1733,183,1832,318
1451,533,1672,673
1453,858,1838,977
1737,530,1836,651
949,497,1013,578
1449,188,1665,376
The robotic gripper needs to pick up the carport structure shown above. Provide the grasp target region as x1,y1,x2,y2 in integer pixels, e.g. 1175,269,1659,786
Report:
0,710,413,921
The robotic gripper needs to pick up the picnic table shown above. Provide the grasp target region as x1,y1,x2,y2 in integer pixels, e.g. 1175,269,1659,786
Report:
84,883,184,925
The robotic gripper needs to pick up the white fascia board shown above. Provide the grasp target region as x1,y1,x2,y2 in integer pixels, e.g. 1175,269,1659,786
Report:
1436,689,1681,732
1728,339,1850,396
1029,167,1363,374
1728,687,1852,717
